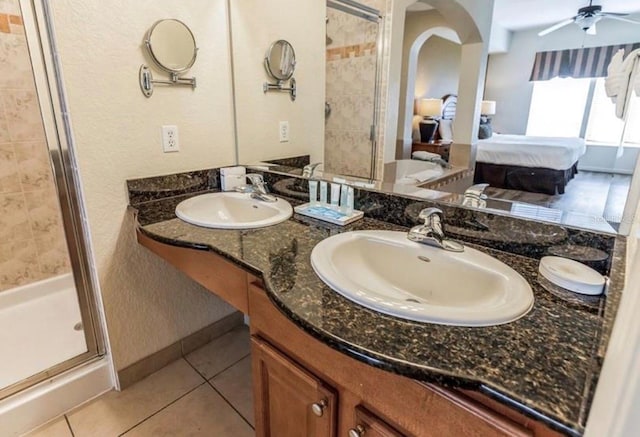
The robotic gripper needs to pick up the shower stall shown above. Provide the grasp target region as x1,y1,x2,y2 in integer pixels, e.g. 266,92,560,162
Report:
0,0,110,434
324,0,383,180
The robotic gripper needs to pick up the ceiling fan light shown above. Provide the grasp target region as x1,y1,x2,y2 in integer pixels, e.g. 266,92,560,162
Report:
586,23,597,35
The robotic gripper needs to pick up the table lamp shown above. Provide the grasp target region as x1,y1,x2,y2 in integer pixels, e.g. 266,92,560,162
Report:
417,98,442,143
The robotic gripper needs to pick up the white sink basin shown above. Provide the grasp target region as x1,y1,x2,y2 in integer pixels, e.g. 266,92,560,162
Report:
175,192,292,229
311,230,534,326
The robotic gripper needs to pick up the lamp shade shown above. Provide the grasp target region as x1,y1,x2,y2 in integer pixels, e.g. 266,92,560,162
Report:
481,100,496,115
417,98,443,117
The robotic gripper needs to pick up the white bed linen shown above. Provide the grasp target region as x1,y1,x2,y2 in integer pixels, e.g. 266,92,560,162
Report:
477,134,586,170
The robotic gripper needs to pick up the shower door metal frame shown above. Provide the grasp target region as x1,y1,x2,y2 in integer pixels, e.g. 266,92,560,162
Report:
0,0,108,401
326,0,384,181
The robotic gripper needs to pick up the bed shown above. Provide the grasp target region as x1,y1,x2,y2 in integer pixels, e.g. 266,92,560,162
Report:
475,134,587,195
436,95,587,195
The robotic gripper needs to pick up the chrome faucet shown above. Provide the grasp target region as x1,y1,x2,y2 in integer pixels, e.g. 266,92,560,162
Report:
463,183,489,208
302,162,323,178
408,208,464,252
235,173,278,202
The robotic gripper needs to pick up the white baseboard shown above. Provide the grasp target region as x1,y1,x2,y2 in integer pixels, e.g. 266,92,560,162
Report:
0,358,113,436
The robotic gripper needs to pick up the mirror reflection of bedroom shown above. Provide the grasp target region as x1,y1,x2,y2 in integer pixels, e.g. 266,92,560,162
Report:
403,0,640,233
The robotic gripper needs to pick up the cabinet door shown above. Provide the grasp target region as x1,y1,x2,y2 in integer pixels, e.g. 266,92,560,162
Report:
252,337,337,437
348,407,404,437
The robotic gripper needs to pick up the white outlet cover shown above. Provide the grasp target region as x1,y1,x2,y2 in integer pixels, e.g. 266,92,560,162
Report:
279,121,289,143
162,125,179,152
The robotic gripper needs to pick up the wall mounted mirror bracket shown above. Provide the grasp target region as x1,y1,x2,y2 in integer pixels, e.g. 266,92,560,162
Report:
139,19,198,98
263,40,297,101
263,77,297,101
139,65,196,97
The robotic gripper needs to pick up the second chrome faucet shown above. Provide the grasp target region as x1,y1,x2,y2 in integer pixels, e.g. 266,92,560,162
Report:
407,208,464,252
235,174,278,203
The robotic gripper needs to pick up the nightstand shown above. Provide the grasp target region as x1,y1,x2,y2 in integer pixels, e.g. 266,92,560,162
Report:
411,141,451,161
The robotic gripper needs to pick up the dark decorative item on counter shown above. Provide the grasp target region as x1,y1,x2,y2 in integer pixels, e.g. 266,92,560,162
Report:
479,116,493,139
417,98,443,143
479,100,496,140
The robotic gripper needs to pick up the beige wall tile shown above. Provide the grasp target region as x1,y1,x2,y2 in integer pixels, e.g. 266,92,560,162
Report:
24,188,62,238
0,89,45,142
0,108,10,143
0,0,20,16
0,142,21,193
185,326,250,379
67,359,204,437
123,384,253,437
0,33,36,90
0,192,31,241
35,233,71,276
15,141,54,191
24,417,72,437
0,238,39,290
8,14,20,34
210,355,254,426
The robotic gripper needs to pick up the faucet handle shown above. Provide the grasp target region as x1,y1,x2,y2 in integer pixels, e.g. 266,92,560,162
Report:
246,173,264,185
302,162,323,178
418,207,443,222
465,183,489,197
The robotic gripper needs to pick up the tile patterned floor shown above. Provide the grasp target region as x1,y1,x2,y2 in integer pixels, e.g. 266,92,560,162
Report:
24,326,254,437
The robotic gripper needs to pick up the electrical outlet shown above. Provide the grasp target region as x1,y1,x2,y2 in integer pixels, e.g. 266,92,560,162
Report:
162,125,179,152
279,121,289,143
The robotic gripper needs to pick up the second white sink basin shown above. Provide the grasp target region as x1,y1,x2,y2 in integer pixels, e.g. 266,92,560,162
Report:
175,192,292,229
311,230,534,326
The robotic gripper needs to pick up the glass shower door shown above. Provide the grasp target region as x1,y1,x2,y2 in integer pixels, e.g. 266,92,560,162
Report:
325,0,381,180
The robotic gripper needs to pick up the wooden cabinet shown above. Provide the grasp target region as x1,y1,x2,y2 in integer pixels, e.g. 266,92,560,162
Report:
136,235,561,437
349,407,404,437
248,277,557,437
252,337,337,437
137,230,249,313
411,141,451,161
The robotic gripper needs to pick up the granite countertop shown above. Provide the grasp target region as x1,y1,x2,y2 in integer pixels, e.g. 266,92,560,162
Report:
132,190,618,436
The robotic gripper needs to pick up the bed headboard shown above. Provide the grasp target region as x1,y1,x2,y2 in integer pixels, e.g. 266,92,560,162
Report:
441,94,457,120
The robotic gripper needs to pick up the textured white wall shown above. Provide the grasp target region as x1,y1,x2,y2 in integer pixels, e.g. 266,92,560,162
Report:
415,36,461,101
230,0,325,164
49,0,237,371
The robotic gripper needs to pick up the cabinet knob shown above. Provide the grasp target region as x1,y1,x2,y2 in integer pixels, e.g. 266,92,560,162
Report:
348,425,366,437
311,399,328,417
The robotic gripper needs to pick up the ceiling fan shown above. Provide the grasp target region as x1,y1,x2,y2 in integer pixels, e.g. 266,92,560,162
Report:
538,1,640,36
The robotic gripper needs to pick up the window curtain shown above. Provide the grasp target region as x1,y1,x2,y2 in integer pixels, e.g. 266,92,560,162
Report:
530,43,640,81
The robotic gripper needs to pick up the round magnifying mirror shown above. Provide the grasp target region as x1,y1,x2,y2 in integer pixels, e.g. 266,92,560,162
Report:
146,19,197,73
264,40,296,81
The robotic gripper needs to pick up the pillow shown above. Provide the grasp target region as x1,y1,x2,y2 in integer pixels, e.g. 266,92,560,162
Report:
439,119,453,141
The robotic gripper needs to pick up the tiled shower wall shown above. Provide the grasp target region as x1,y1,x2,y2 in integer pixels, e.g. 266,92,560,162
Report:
324,1,383,179
0,2,71,291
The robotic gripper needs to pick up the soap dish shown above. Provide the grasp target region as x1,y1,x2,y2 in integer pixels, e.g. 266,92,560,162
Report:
294,203,363,226
538,256,605,296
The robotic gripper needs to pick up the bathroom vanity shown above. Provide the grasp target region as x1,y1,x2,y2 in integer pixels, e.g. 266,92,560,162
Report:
129,168,624,437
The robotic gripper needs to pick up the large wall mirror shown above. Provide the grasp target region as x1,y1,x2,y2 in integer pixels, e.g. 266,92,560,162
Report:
229,0,640,235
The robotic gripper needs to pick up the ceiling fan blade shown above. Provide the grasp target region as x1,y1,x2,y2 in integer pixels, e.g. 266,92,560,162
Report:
603,15,640,25
538,18,575,36
586,23,597,35
600,12,631,17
